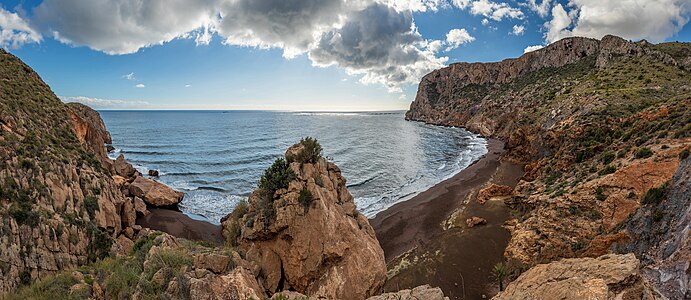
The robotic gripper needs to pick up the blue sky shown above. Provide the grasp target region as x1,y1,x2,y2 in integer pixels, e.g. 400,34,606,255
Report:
1,0,690,111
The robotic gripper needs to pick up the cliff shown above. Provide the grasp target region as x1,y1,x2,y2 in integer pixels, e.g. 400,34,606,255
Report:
222,139,387,299
407,35,690,296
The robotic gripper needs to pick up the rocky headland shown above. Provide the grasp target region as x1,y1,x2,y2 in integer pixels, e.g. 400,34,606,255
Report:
402,35,690,298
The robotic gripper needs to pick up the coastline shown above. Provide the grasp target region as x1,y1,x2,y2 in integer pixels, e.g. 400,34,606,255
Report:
370,138,506,261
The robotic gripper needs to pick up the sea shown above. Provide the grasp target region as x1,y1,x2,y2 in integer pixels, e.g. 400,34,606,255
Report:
100,110,487,223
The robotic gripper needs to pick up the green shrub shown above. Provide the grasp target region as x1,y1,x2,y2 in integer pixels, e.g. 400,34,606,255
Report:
641,186,666,205
653,210,663,222
598,165,617,176
600,152,615,165
258,158,295,196
223,201,248,247
298,188,313,212
10,272,80,300
595,187,606,201
19,159,34,170
634,147,654,159
287,137,323,164
83,196,100,219
680,149,690,160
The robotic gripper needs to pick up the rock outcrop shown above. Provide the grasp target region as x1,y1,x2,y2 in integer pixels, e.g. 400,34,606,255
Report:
129,176,183,207
0,49,138,293
613,157,691,299
493,254,661,300
222,141,387,299
366,285,449,300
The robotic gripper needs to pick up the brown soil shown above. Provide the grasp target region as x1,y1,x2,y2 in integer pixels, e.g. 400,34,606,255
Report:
136,208,224,245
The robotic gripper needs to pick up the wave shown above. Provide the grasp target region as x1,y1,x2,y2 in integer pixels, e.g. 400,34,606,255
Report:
346,174,379,188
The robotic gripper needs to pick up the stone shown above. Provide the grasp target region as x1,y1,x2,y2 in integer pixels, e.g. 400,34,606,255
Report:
129,176,183,207
367,285,449,300
477,183,513,204
133,197,149,216
466,216,487,228
193,253,230,274
148,169,159,177
493,254,661,300
113,154,136,178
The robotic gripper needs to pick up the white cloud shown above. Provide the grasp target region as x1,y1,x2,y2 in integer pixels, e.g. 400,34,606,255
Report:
0,7,41,49
33,0,218,55
544,3,572,43
60,96,151,109
135,83,146,88
122,72,135,81
511,24,525,35
384,0,448,12
523,44,544,53
309,3,447,92
481,18,489,25
445,28,475,51
453,0,524,22
185,84,191,88
544,0,690,43
523,0,551,18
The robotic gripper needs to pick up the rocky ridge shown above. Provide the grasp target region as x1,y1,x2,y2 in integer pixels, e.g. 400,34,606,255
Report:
406,35,690,296
222,140,387,299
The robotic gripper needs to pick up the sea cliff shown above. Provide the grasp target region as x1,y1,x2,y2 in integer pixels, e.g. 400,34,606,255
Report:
406,35,690,298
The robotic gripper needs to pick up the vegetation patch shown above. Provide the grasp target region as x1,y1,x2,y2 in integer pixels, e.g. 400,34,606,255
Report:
641,185,666,205
298,187,314,212
223,201,248,247
634,147,654,159
286,137,323,164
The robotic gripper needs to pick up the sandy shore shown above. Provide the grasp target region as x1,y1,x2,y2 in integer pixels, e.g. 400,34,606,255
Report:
371,138,524,299
370,138,506,260
137,208,224,245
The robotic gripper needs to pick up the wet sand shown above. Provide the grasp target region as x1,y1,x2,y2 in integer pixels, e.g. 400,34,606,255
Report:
371,139,524,299
137,208,224,245
370,139,506,261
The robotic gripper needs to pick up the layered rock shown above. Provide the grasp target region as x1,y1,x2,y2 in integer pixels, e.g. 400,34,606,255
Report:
223,141,387,299
129,176,183,207
613,157,691,299
0,49,137,293
493,254,661,299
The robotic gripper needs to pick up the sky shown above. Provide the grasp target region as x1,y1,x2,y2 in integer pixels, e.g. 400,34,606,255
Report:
1,0,690,111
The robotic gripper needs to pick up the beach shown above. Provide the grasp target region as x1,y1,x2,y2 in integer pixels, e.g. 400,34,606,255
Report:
371,139,525,299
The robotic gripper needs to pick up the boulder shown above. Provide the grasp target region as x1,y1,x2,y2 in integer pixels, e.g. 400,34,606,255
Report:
148,169,160,177
194,253,230,274
477,183,513,204
223,141,387,299
114,154,136,178
367,285,449,300
466,216,487,228
133,197,149,216
493,254,661,300
129,176,183,207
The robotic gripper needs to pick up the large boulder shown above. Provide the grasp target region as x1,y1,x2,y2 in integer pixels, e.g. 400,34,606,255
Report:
113,154,137,178
493,253,662,300
223,141,387,299
129,176,183,207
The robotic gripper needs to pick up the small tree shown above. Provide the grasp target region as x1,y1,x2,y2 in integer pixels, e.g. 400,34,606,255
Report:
493,262,507,291
287,137,323,164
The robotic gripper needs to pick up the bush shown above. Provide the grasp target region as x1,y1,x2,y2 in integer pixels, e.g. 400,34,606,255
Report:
641,186,666,205
598,165,617,176
594,187,606,201
680,149,690,160
287,137,323,164
634,147,654,159
83,196,100,219
600,152,615,165
258,158,295,196
298,188,313,212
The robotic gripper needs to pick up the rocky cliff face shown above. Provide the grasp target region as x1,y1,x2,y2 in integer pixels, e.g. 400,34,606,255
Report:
0,49,142,293
407,35,690,294
613,157,690,299
222,140,387,299
493,254,662,299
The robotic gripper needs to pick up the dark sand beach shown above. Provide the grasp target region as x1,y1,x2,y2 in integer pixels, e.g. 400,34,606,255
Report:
137,208,224,245
371,139,525,299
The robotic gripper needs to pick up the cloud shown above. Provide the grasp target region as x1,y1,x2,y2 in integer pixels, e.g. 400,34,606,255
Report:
445,28,475,51
384,0,448,12
511,24,525,35
32,0,218,55
309,3,447,92
60,96,151,109
544,0,690,43
523,0,551,18
185,84,191,88
523,44,544,53
544,3,572,43
0,7,41,49
452,0,524,22
135,83,146,88
122,72,135,81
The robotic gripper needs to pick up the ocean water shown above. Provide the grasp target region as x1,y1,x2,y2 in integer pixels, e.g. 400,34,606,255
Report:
100,111,487,223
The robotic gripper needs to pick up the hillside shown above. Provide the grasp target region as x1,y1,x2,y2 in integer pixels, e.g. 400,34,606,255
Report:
407,35,690,298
